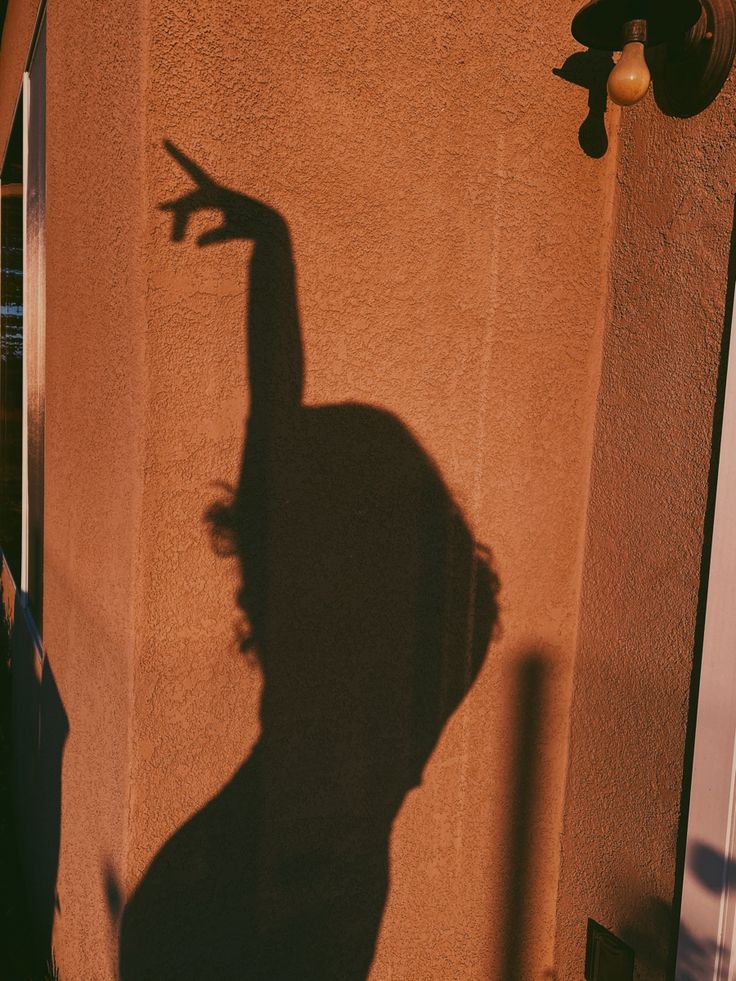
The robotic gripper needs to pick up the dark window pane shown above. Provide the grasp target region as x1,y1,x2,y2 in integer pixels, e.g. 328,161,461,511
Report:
1,110,23,585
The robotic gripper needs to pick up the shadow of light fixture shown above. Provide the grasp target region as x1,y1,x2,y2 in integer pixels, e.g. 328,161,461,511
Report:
571,0,736,116
552,50,614,158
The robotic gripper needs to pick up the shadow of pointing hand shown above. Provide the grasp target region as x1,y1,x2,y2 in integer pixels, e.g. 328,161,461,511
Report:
161,140,285,246
553,50,614,159
161,140,303,417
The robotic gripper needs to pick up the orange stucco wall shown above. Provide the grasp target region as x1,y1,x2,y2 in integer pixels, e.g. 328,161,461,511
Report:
7,0,728,978
1,0,147,975
127,2,617,979
2,0,617,976
45,0,147,973
555,69,736,981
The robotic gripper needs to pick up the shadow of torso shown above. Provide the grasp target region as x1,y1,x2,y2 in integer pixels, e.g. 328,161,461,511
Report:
120,401,497,981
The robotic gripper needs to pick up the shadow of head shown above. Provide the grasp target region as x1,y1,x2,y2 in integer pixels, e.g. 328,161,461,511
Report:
206,403,500,799
553,49,614,158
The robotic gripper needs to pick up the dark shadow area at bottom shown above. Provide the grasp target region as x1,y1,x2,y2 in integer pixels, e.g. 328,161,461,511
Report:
0,574,67,980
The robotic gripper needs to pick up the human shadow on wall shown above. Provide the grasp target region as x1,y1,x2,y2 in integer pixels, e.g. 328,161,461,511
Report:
119,144,500,981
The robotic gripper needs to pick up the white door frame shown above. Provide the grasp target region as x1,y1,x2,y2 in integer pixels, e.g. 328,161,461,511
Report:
676,292,736,980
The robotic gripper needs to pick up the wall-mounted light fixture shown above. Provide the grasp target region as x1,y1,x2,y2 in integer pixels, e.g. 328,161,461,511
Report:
571,0,736,116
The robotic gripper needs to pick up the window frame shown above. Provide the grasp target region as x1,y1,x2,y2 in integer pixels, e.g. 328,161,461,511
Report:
0,4,46,637
675,251,736,977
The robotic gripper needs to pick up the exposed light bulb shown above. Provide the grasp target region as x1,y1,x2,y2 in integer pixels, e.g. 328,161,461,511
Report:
608,41,651,106
607,19,651,107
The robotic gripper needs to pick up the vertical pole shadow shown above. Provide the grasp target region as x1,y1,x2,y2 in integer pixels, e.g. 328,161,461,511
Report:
501,651,549,981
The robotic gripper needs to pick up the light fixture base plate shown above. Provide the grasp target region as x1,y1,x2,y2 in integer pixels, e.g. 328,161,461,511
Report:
656,0,736,116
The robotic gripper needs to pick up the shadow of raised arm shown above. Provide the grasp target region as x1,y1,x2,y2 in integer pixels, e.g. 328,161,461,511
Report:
162,140,303,416
120,143,500,981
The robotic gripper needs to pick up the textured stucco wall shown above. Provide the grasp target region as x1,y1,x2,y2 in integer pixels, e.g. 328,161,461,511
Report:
0,0,643,977
0,0,35,148
554,65,736,981
44,0,147,973
124,2,618,979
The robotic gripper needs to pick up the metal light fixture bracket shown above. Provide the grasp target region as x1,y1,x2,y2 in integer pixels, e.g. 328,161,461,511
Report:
660,0,736,116
571,0,736,116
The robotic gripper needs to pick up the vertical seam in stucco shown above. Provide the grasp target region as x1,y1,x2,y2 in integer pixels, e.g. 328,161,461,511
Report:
122,0,150,906
455,133,504,873
549,105,625,968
